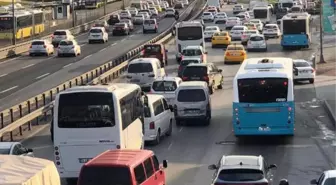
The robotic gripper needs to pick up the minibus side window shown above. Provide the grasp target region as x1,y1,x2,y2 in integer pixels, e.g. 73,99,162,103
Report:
144,158,154,177
152,155,160,171
134,163,146,184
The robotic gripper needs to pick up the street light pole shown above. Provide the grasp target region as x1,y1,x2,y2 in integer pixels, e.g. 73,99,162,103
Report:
11,0,16,46
72,0,75,27
104,0,106,15
319,0,326,63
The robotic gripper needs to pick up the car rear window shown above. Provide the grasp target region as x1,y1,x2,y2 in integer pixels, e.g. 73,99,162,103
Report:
232,27,244,30
250,36,264,41
218,169,264,181
177,89,206,102
181,60,200,66
203,12,211,15
128,63,153,73
236,15,245,18
54,31,66,35
294,61,310,67
144,20,155,24
59,40,73,45
182,49,202,56
90,29,102,33
115,23,126,27
144,45,161,53
183,66,207,76
227,46,244,50
264,25,277,29
79,166,132,185
152,81,177,92
214,32,228,36
32,41,44,45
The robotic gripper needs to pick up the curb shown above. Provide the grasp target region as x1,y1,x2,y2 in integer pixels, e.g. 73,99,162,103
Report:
323,100,336,126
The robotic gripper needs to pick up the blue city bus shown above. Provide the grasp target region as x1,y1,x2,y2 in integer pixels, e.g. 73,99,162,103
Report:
281,12,311,49
232,58,295,136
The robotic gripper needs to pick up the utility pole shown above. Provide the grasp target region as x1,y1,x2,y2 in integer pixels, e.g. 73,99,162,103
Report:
122,0,125,9
104,0,106,15
11,0,16,46
319,0,326,63
72,0,75,27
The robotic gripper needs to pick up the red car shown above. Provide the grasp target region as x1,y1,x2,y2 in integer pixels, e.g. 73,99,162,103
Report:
141,44,168,67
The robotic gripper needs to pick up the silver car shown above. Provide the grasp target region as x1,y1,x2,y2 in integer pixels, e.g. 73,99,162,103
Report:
133,14,145,24
0,142,34,157
120,19,134,31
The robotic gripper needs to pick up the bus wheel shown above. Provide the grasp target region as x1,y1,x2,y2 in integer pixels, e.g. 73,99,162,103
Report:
153,130,161,145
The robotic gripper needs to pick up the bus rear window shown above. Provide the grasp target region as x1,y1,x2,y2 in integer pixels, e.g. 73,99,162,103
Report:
238,78,288,103
282,19,306,34
58,92,115,128
79,166,132,185
177,27,203,40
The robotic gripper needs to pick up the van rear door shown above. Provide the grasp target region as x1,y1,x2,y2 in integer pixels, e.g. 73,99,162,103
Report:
127,62,154,85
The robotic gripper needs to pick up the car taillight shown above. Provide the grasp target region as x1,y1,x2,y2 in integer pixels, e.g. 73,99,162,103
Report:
311,68,315,72
241,52,245,56
288,107,292,112
51,35,54,38
43,45,46,48
149,122,155,129
181,55,184,60
141,50,144,55
203,76,209,81
226,52,230,56
29,45,32,48
54,146,61,166
182,76,188,80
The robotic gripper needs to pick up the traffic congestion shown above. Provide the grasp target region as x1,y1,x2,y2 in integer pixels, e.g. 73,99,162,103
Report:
0,0,335,184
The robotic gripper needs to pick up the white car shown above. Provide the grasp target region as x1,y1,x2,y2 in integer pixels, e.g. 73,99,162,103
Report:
227,0,237,4
247,34,267,51
138,12,150,19
93,20,110,32
230,25,248,40
293,59,315,84
120,10,132,19
150,77,182,105
133,14,145,24
57,39,81,57
165,8,175,17
241,29,259,44
51,29,74,46
181,0,189,6
29,39,54,56
249,19,263,32
149,7,159,16
204,26,220,41
236,13,249,23
143,18,158,33
201,12,215,22
144,94,173,145
214,12,227,24
120,19,134,31
225,17,241,29
233,4,244,14
310,170,336,185
160,1,169,9
263,24,281,38
181,45,207,63
127,8,138,16
88,27,108,43
0,142,34,156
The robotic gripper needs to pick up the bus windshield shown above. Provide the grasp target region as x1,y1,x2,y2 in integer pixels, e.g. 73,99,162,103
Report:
177,26,202,40
238,78,288,103
253,9,268,18
283,19,306,34
58,92,115,128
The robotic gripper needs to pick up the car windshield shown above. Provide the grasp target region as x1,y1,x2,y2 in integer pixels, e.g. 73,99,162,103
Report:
128,63,153,73
294,61,310,67
177,89,206,102
59,40,73,46
218,169,264,181
152,81,177,91
183,66,207,76
0,149,10,154
182,49,202,56
324,178,336,185
250,36,264,41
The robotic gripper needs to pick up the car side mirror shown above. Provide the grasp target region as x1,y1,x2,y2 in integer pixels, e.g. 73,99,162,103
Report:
27,148,33,153
163,160,168,168
218,69,222,73
169,105,174,112
208,164,217,170
310,179,318,184
268,164,277,169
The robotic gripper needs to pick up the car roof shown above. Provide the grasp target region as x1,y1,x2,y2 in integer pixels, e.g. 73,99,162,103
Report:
91,27,104,29
219,155,262,170
250,33,264,37
179,81,208,88
147,94,164,104
325,170,336,178
55,29,68,32
153,76,181,82
186,63,209,67
181,57,201,61
233,25,245,28
0,142,18,149
184,45,202,49
130,57,159,64
265,24,277,26
32,39,46,42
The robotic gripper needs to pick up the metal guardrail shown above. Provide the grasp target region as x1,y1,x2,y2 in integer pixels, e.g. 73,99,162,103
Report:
0,0,206,142
0,8,122,60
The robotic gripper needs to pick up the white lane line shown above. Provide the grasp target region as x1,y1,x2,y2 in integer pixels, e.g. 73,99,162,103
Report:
0,86,18,94
0,73,7,78
129,35,134,38
121,38,126,42
79,44,86,47
35,73,50,80
83,54,92,59
110,43,117,47
98,48,106,52
179,127,183,132
167,143,173,150
136,30,142,34
63,63,73,68
0,56,23,65
21,63,35,69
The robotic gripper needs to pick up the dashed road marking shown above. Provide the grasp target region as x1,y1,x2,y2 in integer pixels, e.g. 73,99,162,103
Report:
83,54,92,59
99,48,106,52
0,86,18,94
121,38,126,42
110,43,117,47
63,63,73,68
129,35,134,38
179,127,183,132
36,73,50,80
21,63,35,69
168,143,173,150
0,73,8,78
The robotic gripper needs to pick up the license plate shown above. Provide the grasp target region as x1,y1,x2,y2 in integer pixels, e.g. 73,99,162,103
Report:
130,79,140,82
190,77,200,80
78,158,92,163
258,127,271,131
231,53,240,56
186,110,199,113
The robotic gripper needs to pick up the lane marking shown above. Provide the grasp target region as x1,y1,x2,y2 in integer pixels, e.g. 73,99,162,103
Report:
121,38,126,42
83,54,92,59
0,56,24,65
0,73,7,78
0,86,18,94
129,35,134,38
179,127,183,132
98,48,106,52
63,63,73,68
167,143,173,150
79,44,86,47
21,63,35,69
110,43,117,47
35,73,50,80
136,30,142,34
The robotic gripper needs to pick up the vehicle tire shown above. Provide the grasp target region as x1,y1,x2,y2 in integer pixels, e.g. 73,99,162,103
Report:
165,59,168,66
204,118,210,126
57,54,61,57
176,119,181,126
212,45,215,48
217,77,224,89
153,130,161,145
143,29,146,34
155,28,158,33
165,120,173,136
88,40,92,44
209,84,215,94
309,79,314,84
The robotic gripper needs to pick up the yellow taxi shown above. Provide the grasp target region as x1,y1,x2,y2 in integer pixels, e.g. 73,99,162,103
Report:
155,5,162,12
244,22,258,30
211,31,231,48
224,44,247,64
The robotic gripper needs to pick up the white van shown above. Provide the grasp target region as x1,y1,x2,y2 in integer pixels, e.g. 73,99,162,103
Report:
174,81,212,126
150,76,182,105
126,58,166,88
88,27,108,44
144,94,173,144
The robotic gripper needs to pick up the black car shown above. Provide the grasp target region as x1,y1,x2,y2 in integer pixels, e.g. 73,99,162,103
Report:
108,14,120,25
174,3,183,9
112,23,130,36
181,63,224,94
178,58,201,77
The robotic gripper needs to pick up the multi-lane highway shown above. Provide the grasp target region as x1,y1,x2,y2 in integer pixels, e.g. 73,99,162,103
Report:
19,3,336,185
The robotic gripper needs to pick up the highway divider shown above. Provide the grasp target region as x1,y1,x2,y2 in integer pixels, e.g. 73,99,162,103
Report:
0,0,206,142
